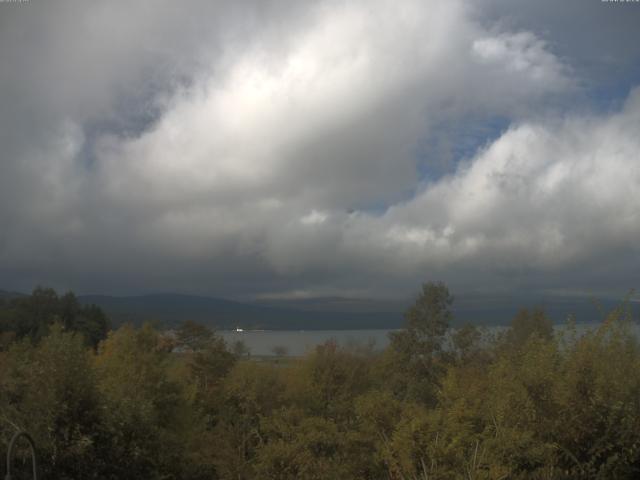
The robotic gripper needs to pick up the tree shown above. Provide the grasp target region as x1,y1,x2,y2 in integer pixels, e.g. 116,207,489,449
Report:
404,281,453,347
94,323,191,479
175,320,215,352
297,340,371,421
211,362,288,479
503,307,553,350
254,408,355,480
12,286,59,341
232,339,251,358
452,323,482,364
385,281,453,403
0,325,102,479
188,336,236,398
175,321,236,409
272,345,289,357
0,288,109,348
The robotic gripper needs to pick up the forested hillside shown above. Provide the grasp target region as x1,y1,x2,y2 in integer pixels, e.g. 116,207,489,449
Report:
1,283,640,479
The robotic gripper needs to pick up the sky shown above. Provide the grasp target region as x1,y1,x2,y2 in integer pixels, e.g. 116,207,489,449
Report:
1,0,640,301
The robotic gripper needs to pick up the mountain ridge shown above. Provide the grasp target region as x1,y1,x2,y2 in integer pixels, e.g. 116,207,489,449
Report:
79,292,636,330
78,293,402,330
3,289,636,330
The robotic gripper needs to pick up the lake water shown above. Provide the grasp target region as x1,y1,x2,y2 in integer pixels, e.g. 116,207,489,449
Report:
220,322,633,356
220,329,395,356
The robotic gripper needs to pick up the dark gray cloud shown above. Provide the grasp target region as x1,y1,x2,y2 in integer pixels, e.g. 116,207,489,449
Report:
1,0,639,299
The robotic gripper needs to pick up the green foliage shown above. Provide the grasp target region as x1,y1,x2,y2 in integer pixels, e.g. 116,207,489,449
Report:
296,340,372,420
430,309,640,479
176,320,216,352
211,362,289,479
2,282,640,479
452,323,483,364
404,281,454,343
0,325,101,479
385,281,453,403
549,314,640,478
0,287,109,349
94,323,193,479
502,307,554,350
176,321,236,411
254,408,355,479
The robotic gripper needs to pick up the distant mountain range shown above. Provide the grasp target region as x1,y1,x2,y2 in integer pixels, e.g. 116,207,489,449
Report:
77,293,403,330
77,292,638,330
450,292,638,327
0,290,26,301
2,289,636,330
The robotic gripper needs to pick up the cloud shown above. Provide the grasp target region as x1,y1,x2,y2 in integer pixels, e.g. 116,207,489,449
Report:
472,32,569,88
0,0,636,299
477,0,640,86
93,0,571,229
98,0,572,212
333,88,640,292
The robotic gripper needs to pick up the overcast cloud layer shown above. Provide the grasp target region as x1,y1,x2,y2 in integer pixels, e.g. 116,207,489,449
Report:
1,0,639,299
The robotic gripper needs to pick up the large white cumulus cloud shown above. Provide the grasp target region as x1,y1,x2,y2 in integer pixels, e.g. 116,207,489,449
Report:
0,0,637,297
91,0,570,262
341,90,640,281
98,0,570,213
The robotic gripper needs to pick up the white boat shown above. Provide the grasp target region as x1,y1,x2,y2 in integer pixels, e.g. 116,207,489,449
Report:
235,327,244,332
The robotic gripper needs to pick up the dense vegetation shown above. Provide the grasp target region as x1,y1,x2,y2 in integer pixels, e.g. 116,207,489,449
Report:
0,287,109,349
1,284,640,479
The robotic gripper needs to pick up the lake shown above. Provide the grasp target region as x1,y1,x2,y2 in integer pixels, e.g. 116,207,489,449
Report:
220,329,395,356
220,322,630,356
